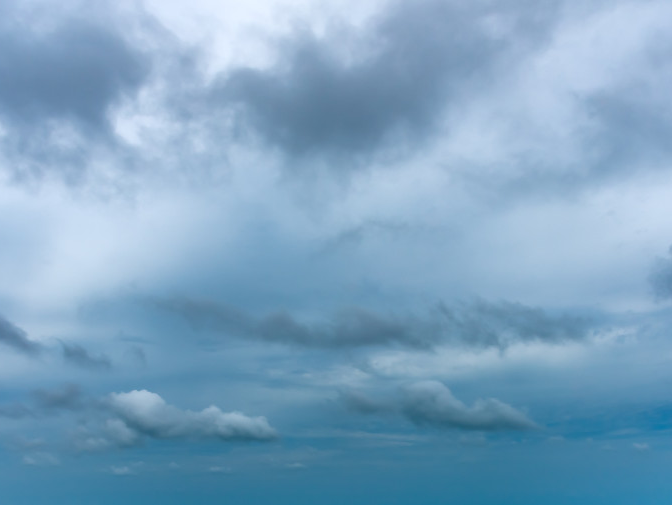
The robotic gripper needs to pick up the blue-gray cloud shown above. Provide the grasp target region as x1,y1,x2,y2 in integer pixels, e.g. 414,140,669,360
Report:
650,246,672,300
0,17,149,132
344,381,538,431
215,0,555,160
61,343,112,371
0,384,85,419
31,384,86,412
156,297,592,350
0,314,41,355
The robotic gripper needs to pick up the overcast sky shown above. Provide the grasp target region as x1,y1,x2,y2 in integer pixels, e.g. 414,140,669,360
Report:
2,0,672,503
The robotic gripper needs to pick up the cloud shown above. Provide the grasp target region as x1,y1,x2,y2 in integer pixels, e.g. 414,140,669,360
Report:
0,314,41,355
0,13,149,132
215,0,553,160
61,343,112,371
436,299,591,349
341,389,395,415
650,246,672,300
109,465,135,476
400,381,538,431
344,381,538,432
1,385,276,450
0,403,33,419
208,465,232,474
106,390,277,443
0,384,85,419
158,297,592,350
0,2,153,185
22,452,60,467
31,384,86,412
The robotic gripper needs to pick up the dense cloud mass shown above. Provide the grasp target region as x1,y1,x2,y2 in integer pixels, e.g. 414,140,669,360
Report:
0,20,148,131
216,0,556,159
0,3,152,182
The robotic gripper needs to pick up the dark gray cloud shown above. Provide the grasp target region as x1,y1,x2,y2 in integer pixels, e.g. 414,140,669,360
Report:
61,343,112,371
0,314,41,355
215,0,555,159
344,381,538,431
0,3,153,185
650,246,672,300
0,17,149,133
157,297,592,350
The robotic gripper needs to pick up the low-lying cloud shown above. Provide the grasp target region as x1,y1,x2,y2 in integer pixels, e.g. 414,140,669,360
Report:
104,390,277,444
344,381,538,432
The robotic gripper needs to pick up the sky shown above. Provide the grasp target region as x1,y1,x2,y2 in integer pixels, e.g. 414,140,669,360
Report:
2,0,672,503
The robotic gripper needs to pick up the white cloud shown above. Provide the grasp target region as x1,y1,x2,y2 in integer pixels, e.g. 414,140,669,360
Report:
107,389,277,442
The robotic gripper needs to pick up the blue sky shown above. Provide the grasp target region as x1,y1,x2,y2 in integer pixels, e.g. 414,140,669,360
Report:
2,0,672,503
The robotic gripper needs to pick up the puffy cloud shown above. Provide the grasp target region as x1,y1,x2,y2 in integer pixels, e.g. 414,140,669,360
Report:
106,390,277,442
1,385,277,449
344,381,537,432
